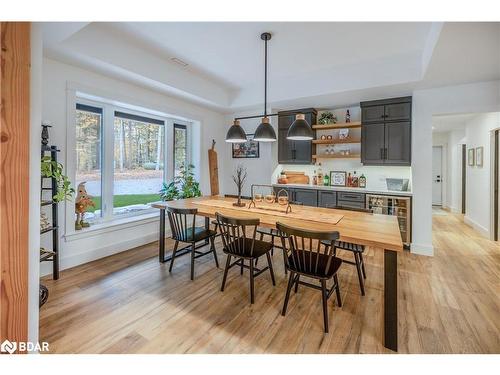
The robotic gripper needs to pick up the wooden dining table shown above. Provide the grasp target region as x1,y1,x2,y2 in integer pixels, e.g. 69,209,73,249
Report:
152,196,403,352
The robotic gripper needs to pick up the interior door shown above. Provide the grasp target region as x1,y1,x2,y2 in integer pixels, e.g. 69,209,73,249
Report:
432,146,443,206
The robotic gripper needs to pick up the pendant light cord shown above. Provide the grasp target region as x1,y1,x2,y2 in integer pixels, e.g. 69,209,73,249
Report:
264,37,267,117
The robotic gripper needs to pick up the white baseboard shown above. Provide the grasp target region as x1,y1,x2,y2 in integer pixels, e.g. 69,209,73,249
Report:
410,243,434,256
40,232,162,277
463,216,490,238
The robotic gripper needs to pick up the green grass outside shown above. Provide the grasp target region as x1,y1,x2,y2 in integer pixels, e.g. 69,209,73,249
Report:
86,194,160,213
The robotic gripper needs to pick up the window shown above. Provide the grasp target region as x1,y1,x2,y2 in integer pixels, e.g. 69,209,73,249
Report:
174,124,187,177
73,97,192,226
113,112,164,216
75,103,102,219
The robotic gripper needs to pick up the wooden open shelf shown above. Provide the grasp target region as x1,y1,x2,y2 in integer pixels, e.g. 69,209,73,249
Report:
313,121,361,130
312,154,361,159
313,138,361,145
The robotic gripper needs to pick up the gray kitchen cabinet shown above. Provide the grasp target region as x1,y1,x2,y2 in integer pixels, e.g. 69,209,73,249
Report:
318,190,337,208
337,191,366,209
277,108,317,164
361,96,412,166
291,188,318,207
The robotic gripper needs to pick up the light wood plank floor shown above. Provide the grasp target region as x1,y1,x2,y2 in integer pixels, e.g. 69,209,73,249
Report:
40,209,500,353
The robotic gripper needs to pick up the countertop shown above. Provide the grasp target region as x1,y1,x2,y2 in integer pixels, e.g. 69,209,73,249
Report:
272,183,412,197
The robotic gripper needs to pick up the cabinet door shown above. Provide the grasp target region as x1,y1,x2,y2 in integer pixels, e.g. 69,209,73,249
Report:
361,122,386,165
293,139,313,164
385,121,411,165
362,105,385,123
318,191,337,208
278,127,295,163
292,189,318,206
384,102,411,122
336,200,366,209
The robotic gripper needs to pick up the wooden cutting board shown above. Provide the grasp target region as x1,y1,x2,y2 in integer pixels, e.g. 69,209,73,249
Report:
283,171,310,184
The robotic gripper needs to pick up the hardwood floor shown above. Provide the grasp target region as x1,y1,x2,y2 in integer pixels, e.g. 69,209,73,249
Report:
39,210,500,353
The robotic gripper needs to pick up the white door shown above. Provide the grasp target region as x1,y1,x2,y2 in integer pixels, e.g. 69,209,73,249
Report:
432,146,443,206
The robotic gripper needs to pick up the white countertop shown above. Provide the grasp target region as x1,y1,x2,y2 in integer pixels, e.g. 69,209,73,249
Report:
272,183,412,196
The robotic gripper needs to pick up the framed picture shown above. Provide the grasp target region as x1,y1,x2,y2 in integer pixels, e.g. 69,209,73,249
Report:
232,134,259,158
476,146,484,167
468,148,475,166
330,171,347,186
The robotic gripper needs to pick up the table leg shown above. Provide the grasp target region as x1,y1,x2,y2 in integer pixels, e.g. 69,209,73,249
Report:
384,249,398,352
159,208,166,263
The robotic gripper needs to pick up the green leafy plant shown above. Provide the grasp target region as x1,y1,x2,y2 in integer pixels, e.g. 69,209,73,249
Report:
41,156,75,202
159,164,201,201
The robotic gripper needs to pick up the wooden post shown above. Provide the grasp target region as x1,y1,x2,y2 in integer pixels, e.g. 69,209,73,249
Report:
208,140,219,196
0,22,31,353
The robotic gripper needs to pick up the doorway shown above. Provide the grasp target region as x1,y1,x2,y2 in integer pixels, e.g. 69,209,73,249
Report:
432,146,443,206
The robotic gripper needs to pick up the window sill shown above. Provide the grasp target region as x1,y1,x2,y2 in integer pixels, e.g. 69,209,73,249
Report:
64,211,159,242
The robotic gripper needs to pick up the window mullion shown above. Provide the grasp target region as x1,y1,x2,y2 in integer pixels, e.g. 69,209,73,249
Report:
165,119,174,183
102,105,115,220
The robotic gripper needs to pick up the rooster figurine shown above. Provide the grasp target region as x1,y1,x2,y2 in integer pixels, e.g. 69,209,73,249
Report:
75,182,95,230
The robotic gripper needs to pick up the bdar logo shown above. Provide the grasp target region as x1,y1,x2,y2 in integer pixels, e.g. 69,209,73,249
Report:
1,339,17,354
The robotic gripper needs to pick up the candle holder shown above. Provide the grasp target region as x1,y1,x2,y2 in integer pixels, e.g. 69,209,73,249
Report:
248,184,292,213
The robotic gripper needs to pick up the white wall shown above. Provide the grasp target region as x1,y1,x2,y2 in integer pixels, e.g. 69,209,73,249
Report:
412,80,500,256
447,129,466,212
464,112,500,237
40,57,226,276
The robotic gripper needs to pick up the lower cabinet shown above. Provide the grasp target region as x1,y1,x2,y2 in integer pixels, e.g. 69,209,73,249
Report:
318,191,337,208
337,191,366,209
291,189,318,206
273,187,366,210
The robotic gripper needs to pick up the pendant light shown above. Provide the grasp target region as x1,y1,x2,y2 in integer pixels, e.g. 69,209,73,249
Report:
225,120,247,143
287,113,313,140
253,32,277,142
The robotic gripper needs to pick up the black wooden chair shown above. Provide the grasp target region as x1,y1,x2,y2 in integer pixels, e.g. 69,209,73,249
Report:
276,222,342,333
321,205,372,296
216,212,276,304
166,206,219,280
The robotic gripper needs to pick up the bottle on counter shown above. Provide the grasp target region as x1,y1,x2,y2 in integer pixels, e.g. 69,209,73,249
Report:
359,174,366,188
312,170,317,185
317,163,324,186
323,173,330,186
347,172,352,187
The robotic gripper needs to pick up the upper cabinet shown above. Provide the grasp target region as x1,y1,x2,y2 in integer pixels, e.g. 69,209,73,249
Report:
360,97,412,166
278,108,317,164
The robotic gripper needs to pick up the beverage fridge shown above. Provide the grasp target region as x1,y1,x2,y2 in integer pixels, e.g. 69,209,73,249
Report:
366,194,411,246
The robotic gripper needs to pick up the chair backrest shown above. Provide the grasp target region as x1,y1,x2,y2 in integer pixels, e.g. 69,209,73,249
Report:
276,221,340,276
326,204,373,214
167,206,197,241
216,212,259,257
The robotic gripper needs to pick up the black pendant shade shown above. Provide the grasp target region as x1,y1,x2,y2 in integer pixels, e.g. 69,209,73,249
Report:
287,113,313,140
254,117,276,142
225,120,247,143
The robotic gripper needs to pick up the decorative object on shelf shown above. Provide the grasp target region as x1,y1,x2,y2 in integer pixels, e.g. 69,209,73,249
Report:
339,128,349,139
75,182,95,230
359,174,367,188
41,156,74,202
468,148,475,166
160,164,202,201
232,164,247,207
248,184,292,213
320,134,327,140
330,171,347,187
345,109,351,123
40,212,51,231
318,111,337,125
232,134,259,158
326,134,333,140
475,146,484,167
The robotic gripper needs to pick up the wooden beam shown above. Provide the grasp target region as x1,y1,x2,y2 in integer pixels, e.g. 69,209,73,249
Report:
0,22,31,353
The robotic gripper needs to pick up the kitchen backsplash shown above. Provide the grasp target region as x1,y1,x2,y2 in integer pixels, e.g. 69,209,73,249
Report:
272,161,412,191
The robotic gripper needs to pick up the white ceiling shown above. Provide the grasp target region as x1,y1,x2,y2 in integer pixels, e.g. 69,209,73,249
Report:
432,113,478,133
41,22,500,112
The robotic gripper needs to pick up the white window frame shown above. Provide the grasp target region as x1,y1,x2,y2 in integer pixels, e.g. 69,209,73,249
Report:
66,88,193,237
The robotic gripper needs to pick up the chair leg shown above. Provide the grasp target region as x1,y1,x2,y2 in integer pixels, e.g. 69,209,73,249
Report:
249,260,255,304
321,279,329,333
359,252,367,279
266,252,276,286
354,252,366,296
294,274,300,293
240,258,244,275
282,248,288,275
190,242,196,280
221,255,231,292
334,274,342,307
271,235,274,256
282,272,295,316
210,235,219,268
168,240,179,272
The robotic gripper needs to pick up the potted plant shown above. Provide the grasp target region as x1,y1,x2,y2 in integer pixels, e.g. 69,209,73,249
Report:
160,164,202,201
41,156,75,202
